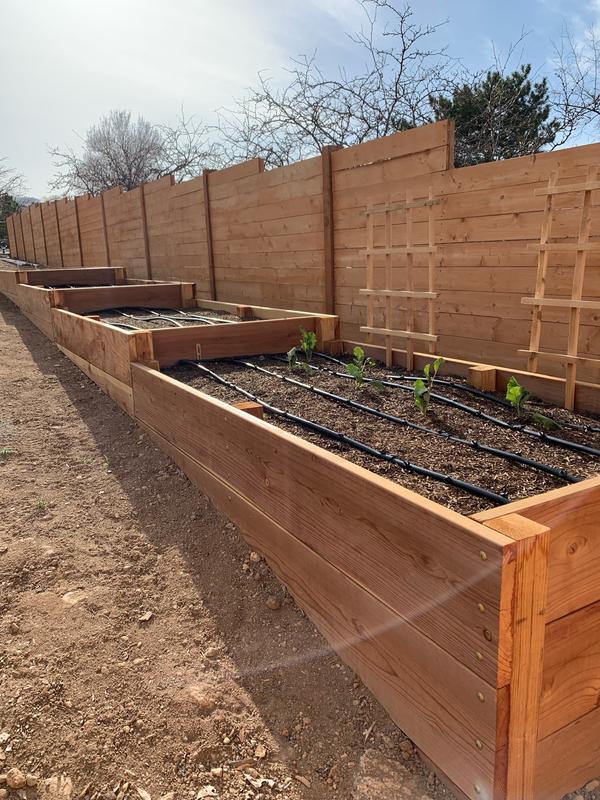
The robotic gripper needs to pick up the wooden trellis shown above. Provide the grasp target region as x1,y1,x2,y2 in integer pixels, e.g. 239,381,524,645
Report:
519,166,600,410
359,189,440,369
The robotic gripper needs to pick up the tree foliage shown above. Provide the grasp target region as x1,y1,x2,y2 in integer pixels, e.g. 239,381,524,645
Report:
430,65,560,166
50,109,220,195
0,193,20,242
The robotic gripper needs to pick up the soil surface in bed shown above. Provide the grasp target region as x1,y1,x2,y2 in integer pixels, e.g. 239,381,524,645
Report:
95,306,251,329
167,354,600,516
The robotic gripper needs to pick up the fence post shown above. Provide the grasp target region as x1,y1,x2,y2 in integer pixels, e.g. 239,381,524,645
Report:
202,169,216,300
39,203,49,266
139,183,152,280
99,191,111,267
7,215,16,257
26,207,38,264
54,200,64,268
321,145,337,315
73,195,84,267
18,212,26,261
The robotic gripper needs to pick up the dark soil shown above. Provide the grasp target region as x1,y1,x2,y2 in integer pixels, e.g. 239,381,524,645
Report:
167,354,600,516
96,307,247,330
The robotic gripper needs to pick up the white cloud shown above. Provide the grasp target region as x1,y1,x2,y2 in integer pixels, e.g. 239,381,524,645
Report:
1,0,294,194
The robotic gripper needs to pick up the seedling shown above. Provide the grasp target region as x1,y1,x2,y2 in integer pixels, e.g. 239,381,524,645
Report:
0,447,14,460
413,357,445,414
35,499,47,515
345,346,382,389
286,347,298,371
299,328,317,363
505,376,530,416
505,376,560,429
288,328,318,374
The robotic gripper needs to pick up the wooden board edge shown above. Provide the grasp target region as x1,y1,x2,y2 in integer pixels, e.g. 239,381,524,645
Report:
56,344,134,416
483,515,550,800
136,416,501,800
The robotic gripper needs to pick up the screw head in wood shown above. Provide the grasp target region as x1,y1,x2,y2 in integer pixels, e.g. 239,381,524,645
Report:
479,550,487,561
477,691,485,702
478,603,486,613
473,785,481,794
475,651,484,661
475,739,483,750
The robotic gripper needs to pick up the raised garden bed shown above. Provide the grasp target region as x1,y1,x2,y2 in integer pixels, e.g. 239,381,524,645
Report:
0,265,197,339
165,354,599,516
3,269,600,800
132,359,600,800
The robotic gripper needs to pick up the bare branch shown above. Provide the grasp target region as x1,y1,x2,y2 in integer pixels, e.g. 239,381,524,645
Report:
49,109,220,195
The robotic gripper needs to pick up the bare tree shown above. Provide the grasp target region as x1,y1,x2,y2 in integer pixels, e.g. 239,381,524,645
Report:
217,0,455,167
50,109,220,195
553,26,600,140
0,158,24,197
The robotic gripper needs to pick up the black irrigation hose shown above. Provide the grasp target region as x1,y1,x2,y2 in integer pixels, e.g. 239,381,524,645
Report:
384,372,600,434
286,358,600,459
182,359,510,506
98,307,236,327
140,307,235,325
233,359,582,484
105,321,140,331
309,352,600,435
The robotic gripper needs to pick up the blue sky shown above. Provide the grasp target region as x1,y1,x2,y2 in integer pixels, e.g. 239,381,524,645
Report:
2,0,599,196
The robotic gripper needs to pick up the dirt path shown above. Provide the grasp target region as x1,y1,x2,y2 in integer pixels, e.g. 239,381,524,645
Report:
0,295,449,799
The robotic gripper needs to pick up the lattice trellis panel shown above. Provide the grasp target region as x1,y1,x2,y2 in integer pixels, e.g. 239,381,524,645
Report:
519,166,600,410
360,190,440,369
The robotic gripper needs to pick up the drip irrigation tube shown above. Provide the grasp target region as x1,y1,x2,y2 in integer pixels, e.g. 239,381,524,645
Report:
98,307,236,327
282,358,600,459
308,353,600,434
140,307,236,325
232,359,581,484
182,359,510,506
105,321,140,331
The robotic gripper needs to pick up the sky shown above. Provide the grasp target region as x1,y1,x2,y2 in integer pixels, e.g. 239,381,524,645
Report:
1,0,600,197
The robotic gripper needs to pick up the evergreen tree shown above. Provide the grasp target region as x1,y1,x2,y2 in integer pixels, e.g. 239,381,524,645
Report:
430,65,560,167
0,194,20,242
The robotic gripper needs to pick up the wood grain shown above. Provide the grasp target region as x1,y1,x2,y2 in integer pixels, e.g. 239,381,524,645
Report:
131,363,512,684
136,417,501,800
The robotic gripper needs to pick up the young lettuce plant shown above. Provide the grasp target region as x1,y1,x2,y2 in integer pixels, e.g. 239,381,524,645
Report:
287,328,318,374
345,346,383,389
300,328,317,363
505,376,560,430
413,357,444,414
505,376,530,416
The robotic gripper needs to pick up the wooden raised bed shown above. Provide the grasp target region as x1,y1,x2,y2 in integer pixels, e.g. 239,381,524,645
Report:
3,267,600,799
130,362,600,800
46,298,338,416
0,267,197,341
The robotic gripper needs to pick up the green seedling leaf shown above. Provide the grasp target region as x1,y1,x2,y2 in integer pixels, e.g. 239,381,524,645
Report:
353,345,365,364
433,357,445,376
423,363,431,379
506,376,530,414
414,378,430,413
299,328,317,362
345,362,364,383
532,411,561,431
287,347,298,370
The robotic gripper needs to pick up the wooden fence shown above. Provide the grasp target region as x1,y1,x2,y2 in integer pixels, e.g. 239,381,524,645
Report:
7,120,600,383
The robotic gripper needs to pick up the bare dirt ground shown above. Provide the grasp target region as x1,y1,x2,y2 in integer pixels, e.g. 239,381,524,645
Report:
0,295,457,799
